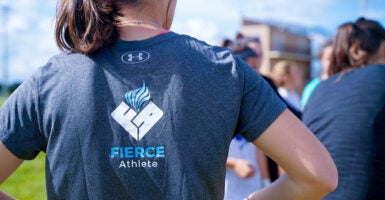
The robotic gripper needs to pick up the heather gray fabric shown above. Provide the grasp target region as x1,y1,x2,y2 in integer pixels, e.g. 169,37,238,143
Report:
303,64,385,200
1,32,286,200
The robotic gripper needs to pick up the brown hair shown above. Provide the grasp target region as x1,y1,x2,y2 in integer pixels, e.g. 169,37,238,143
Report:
329,23,365,75
329,18,385,75
355,17,385,53
55,0,126,55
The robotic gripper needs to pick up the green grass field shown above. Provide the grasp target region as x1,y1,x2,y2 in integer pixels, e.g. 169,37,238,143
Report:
0,96,7,106
0,96,47,200
0,154,47,200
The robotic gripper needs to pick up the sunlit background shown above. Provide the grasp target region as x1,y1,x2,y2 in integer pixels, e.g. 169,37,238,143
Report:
0,0,384,87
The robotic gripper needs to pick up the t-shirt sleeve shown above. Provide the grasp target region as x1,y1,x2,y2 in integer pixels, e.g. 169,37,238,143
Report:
0,69,45,160
235,59,287,142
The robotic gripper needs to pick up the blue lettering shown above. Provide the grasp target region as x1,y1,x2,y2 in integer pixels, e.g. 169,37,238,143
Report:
125,147,134,158
110,147,119,158
135,147,145,157
156,146,165,157
110,146,165,158
120,147,124,158
145,147,155,158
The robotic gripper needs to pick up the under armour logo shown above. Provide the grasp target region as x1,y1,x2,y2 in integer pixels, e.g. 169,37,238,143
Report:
121,51,151,64
127,53,143,62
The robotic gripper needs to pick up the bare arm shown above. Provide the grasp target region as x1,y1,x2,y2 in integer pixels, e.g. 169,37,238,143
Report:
247,109,338,200
226,157,256,178
278,165,285,176
256,148,271,186
0,142,23,200
0,191,16,200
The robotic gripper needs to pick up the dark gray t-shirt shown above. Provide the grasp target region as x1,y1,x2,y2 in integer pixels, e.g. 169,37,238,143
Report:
1,32,286,200
303,64,385,200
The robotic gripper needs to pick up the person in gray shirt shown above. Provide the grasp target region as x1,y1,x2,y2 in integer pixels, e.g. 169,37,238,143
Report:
0,0,337,199
303,18,385,200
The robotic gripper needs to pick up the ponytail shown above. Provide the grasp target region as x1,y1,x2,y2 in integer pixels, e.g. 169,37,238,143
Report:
329,18,385,76
55,0,119,55
328,23,367,75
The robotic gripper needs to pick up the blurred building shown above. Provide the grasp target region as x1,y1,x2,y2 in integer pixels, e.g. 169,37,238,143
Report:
239,19,311,95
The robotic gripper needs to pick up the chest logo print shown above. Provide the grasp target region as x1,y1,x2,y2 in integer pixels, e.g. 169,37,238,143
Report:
111,81,163,140
121,51,150,64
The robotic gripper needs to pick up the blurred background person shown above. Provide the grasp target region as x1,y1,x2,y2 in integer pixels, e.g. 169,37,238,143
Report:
301,40,333,109
237,35,264,73
223,35,306,199
302,17,385,199
222,37,271,200
270,60,303,112
232,36,303,180
221,38,233,48
230,36,302,119
224,133,269,200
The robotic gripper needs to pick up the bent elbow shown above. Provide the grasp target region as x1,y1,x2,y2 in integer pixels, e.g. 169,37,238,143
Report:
314,164,339,196
327,172,338,193
325,162,338,192
321,174,338,194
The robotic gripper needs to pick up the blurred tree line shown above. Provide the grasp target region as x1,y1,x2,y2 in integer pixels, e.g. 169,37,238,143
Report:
0,82,22,95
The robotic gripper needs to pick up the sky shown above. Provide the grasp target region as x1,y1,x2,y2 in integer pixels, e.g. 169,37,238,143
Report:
1,0,385,83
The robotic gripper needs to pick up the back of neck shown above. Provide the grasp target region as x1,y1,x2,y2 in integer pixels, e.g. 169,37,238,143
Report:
117,18,166,40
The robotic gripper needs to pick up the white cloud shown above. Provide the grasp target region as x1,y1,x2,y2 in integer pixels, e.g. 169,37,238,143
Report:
173,0,242,45
2,0,58,82
173,18,220,45
239,0,334,27
365,9,385,20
